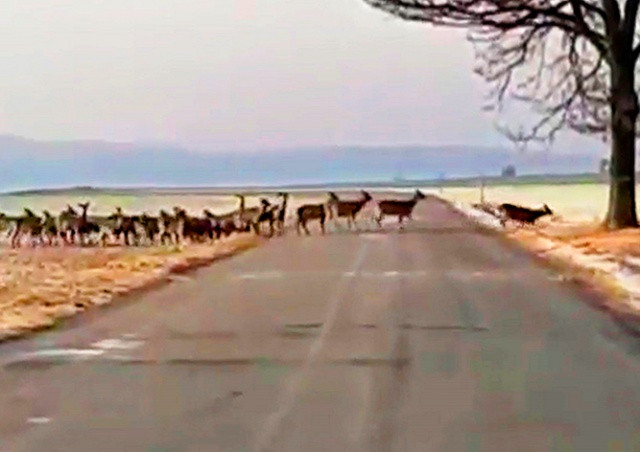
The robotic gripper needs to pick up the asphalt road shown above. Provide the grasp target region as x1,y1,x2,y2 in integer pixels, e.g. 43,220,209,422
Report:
2,197,640,451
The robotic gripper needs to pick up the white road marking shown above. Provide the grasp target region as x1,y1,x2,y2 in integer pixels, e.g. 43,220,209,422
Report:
254,241,370,452
234,271,284,280
5,348,104,366
27,417,51,425
91,338,144,351
3,334,145,367
232,270,427,281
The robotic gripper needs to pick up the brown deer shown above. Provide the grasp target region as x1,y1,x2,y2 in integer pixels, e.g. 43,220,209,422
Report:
58,204,79,245
235,194,261,232
76,202,100,246
177,208,217,243
376,189,426,229
159,210,176,245
296,204,326,235
499,203,553,227
327,190,372,230
11,208,43,248
275,192,289,235
139,213,161,244
109,207,139,246
254,198,277,237
204,209,237,238
42,210,59,246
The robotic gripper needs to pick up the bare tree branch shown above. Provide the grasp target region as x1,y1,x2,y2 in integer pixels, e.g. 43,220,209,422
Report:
363,0,626,144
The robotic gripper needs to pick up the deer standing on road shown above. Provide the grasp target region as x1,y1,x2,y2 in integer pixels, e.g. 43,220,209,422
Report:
296,204,326,235
275,192,289,235
254,198,277,237
327,190,372,230
376,189,426,229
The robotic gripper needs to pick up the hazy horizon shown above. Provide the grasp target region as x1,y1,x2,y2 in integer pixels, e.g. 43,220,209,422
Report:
0,0,599,155
0,136,604,192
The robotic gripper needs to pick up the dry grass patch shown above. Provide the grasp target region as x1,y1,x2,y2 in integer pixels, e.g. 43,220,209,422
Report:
0,235,258,340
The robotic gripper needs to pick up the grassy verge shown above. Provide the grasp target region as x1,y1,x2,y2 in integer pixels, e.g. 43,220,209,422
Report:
0,235,258,341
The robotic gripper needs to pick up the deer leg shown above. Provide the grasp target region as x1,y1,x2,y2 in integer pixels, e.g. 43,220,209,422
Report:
11,228,20,248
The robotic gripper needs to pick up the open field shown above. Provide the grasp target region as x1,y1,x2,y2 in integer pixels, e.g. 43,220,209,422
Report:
435,183,610,224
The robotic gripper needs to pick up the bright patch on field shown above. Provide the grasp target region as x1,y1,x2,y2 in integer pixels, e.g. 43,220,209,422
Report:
435,183,610,224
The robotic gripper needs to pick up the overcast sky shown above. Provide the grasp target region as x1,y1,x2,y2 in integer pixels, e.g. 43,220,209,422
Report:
0,0,598,153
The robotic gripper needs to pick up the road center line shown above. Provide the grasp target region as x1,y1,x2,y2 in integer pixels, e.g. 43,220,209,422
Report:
253,241,370,452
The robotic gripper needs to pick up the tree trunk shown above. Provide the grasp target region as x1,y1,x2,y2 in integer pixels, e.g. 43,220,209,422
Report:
604,57,639,229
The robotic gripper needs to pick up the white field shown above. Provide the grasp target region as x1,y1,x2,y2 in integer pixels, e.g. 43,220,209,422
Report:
432,184,611,224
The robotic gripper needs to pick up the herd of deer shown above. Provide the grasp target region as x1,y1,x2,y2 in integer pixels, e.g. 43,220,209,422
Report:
0,189,429,248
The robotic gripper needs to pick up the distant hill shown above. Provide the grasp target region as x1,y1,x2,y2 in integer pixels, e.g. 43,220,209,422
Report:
0,135,604,191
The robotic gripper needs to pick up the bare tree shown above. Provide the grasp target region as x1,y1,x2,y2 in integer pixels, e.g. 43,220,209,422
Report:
363,0,640,228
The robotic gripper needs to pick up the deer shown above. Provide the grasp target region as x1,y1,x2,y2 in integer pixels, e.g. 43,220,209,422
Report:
204,209,236,238
139,213,161,245
327,190,372,230
499,203,553,227
176,208,217,243
235,194,261,232
376,189,426,229
275,192,289,235
0,213,10,237
296,203,326,235
159,208,185,245
253,198,277,237
108,207,139,246
75,202,101,246
42,210,59,246
11,208,43,248
58,204,79,245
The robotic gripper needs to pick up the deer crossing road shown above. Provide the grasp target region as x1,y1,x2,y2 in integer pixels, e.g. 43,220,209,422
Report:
1,198,640,451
